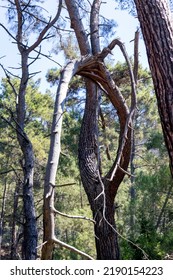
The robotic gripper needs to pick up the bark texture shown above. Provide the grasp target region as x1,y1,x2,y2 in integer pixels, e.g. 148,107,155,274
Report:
16,50,37,260
78,81,120,259
66,0,136,259
134,0,173,176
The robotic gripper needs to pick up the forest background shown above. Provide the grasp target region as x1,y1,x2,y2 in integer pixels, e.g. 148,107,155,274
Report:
0,0,173,260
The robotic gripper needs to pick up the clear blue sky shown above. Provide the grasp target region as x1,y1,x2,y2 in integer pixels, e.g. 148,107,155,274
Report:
0,0,148,93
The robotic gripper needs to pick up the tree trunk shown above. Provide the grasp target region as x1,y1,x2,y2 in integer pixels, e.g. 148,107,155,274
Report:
11,182,20,259
78,80,120,259
16,52,38,260
66,0,136,259
134,0,173,176
0,178,8,260
20,137,38,259
42,61,76,260
156,183,173,230
129,30,139,234
94,201,120,260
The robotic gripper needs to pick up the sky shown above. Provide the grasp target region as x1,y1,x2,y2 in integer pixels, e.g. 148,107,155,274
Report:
0,0,149,94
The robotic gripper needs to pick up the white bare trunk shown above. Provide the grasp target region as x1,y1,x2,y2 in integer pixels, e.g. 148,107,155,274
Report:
42,61,76,259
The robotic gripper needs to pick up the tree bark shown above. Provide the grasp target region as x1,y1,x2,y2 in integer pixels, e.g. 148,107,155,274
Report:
78,81,120,259
66,0,136,259
11,182,20,259
0,178,8,260
15,47,38,259
42,61,76,260
134,0,173,176
9,0,63,259
129,30,139,233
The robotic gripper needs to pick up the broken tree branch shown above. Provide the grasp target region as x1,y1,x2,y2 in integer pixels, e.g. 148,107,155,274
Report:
50,206,95,223
52,237,94,260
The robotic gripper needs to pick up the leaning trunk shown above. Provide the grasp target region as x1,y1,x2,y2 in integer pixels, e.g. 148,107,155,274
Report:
42,61,76,260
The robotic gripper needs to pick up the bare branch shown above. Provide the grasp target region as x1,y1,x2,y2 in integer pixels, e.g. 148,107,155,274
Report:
0,23,19,44
0,114,28,143
28,0,63,52
28,46,41,67
104,40,137,181
0,63,18,97
36,241,47,250
50,206,95,223
0,55,6,60
32,48,62,67
56,183,76,187
117,164,135,178
133,28,140,83
52,237,94,260
0,169,15,175
29,71,42,79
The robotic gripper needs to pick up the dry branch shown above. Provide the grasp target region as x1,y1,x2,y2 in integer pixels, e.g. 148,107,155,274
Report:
52,237,94,260
50,206,95,223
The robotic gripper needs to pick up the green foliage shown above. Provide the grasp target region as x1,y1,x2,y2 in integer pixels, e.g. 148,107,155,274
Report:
1,59,173,260
145,131,166,155
46,68,61,86
53,187,96,259
7,0,53,43
0,77,54,258
117,165,173,260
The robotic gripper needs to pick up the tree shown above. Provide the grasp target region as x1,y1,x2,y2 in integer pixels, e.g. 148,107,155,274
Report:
41,61,94,260
133,0,173,177
0,0,62,259
0,77,54,259
64,0,137,259
3,0,173,260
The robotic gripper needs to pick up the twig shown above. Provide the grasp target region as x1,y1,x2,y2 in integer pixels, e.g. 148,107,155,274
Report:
36,241,47,250
0,63,18,96
117,164,135,178
56,183,76,187
0,169,15,175
0,114,29,143
27,0,63,53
